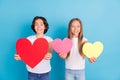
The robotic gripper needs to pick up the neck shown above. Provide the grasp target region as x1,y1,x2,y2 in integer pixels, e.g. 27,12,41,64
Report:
36,33,44,38
73,35,78,38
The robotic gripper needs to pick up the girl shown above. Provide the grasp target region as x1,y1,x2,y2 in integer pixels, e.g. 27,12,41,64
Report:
14,16,53,80
59,18,96,80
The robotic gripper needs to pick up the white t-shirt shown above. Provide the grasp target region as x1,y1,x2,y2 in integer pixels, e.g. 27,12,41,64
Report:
65,37,87,70
26,35,53,74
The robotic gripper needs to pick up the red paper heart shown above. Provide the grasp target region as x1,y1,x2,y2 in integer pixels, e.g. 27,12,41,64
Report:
16,38,48,68
52,38,72,54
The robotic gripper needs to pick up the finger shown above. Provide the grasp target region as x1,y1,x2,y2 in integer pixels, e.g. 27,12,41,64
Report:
92,57,96,62
90,58,94,63
14,57,19,60
14,55,18,57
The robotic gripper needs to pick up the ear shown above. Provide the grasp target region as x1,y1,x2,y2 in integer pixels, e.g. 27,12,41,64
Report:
44,26,47,29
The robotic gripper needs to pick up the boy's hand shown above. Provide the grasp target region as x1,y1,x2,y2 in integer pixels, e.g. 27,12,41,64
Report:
14,54,21,60
44,52,52,60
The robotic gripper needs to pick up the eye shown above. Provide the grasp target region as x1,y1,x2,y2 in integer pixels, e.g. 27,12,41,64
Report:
35,22,38,26
76,25,80,28
71,25,75,28
40,24,44,26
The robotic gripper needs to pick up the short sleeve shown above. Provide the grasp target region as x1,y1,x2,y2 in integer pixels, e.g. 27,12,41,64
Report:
82,37,88,43
44,36,53,42
47,37,53,42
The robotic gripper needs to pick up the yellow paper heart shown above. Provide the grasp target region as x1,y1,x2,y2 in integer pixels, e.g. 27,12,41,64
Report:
82,41,104,58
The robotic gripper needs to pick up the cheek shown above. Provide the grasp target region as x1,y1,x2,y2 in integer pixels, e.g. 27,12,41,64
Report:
71,27,74,32
42,26,46,29
78,29,80,32
71,29,74,34
77,28,81,32
34,26,37,30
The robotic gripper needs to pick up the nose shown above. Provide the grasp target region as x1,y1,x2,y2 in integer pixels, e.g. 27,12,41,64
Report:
74,27,77,30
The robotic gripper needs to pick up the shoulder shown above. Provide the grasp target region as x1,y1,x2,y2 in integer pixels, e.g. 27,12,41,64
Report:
82,37,88,43
27,35,36,40
44,35,53,42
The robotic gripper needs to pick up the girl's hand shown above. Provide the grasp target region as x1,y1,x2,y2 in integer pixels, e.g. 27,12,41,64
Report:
44,52,52,60
89,57,96,63
14,54,21,60
59,53,67,59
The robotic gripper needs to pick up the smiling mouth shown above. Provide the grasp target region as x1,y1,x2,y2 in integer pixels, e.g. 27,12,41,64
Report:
37,28,43,31
73,31,79,33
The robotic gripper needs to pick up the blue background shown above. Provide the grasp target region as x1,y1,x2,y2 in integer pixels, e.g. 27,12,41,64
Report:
0,0,120,80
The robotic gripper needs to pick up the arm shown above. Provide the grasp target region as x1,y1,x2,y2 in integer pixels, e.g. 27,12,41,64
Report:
44,41,53,60
82,39,97,63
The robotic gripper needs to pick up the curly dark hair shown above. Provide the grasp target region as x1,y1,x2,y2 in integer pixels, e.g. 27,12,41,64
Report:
31,16,49,33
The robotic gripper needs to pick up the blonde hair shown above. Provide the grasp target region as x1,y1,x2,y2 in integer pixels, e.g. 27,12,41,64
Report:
67,18,85,58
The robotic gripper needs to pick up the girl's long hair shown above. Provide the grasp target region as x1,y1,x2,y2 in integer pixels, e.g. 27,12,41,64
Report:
67,18,85,59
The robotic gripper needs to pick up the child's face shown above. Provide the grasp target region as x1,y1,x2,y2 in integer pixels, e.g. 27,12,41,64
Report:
34,19,45,34
71,20,81,37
